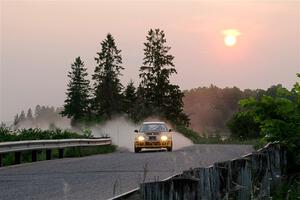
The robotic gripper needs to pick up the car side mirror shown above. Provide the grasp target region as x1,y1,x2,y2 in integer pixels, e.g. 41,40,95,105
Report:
134,130,138,133
169,129,172,132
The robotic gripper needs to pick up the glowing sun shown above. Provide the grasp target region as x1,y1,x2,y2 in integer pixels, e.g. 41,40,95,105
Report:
222,29,241,47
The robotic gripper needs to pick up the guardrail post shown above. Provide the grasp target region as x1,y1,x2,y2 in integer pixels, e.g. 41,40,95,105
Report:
32,150,37,162
15,152,21,164
46,149,52,160
59,149,64,158
0,154,3,167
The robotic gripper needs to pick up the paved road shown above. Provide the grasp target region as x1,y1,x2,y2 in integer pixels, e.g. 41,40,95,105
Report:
0,145,253,200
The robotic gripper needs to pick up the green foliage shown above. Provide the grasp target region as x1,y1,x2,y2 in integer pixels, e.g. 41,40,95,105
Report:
61,57,91,123
271,175,300,200
0,126,91,142
81,127,93,138
0,125,16,142
227,103,261,139
92,33,124,119
228,74,300,170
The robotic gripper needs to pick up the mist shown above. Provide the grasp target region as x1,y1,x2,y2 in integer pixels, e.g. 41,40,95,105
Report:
15,117,71,130
13,114,193,152
90,116,193,152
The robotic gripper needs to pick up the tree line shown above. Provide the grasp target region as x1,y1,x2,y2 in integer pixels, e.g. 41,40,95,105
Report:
183,84,298,135
13,105,65,129
61,29,189,126
13,82,296,136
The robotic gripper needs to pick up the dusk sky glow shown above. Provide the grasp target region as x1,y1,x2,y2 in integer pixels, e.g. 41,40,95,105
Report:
0,0,299,122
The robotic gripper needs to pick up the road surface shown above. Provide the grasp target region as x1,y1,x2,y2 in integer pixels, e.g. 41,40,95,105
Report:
0,145,253,200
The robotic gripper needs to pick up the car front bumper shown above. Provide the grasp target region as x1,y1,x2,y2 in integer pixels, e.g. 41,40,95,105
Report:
134,140,172,148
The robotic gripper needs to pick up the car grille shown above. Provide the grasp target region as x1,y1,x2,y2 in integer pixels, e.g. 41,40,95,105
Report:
148,136,157,141
145,132,160,136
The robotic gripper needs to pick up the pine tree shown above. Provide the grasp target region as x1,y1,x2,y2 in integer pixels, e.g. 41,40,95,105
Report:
138,28,189,126
163,85,190,126
131,86,152,122
19,110,26,122
61,57,90,123
26,108,33,120
34,105,41,118
123,80,137,115
13,114,19,126
92,33,124,119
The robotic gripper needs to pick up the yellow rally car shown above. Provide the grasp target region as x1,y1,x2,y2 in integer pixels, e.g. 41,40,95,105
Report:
134,122,173,153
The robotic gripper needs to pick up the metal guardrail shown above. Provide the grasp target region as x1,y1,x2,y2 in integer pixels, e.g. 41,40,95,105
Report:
0,138,112,167
0,138,112,154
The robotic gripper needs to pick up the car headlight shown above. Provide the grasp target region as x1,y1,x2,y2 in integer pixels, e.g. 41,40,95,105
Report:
137,135,145,141
160,135,168,141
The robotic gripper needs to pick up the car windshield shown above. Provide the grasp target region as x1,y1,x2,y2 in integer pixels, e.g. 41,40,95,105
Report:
140,123,168,132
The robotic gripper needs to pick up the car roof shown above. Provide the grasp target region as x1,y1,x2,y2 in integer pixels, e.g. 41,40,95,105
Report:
142,122,166,125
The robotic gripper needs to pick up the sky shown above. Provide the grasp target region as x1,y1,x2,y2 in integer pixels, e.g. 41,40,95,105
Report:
0,0,299,122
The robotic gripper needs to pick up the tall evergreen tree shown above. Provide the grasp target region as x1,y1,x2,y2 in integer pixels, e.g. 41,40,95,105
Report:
138,28,189,126
19,110,26,122
131,85,153,122
34,105,41,118
26,108,33,120
13,114,19,126
92,33,124,119
61,57,90,123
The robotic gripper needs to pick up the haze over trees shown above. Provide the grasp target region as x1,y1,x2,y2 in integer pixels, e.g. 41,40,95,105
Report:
8,27,299,157
183,84,298,135
183,85,246,135
12,105,69,130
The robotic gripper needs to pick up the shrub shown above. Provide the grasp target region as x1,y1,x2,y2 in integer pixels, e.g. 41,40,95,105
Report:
227,75,300,172
0,127,93,142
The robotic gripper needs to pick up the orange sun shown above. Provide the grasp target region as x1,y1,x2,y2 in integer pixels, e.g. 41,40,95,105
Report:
222,29,241,47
